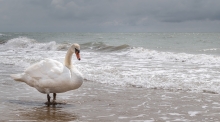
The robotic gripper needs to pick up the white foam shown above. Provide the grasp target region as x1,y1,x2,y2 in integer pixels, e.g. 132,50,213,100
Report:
3,37,57,51
202,48,218,51
127,47,220,65
188,111,202,116
4,37,36,48
2,41,220,94
0,37,62,68
0,33,5,36
77,48,220,93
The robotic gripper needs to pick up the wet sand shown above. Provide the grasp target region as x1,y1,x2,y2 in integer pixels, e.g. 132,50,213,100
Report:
1,81,220,121
1,65,220,121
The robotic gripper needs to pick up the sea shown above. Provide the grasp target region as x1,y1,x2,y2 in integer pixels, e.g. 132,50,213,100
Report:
2,32,220,121
1,32,220,93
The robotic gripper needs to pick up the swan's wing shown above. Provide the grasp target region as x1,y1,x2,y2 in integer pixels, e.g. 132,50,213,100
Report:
25,59,71,88
25,59,63,77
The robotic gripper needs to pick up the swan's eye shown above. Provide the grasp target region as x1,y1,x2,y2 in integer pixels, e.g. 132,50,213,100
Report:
75,48,80,53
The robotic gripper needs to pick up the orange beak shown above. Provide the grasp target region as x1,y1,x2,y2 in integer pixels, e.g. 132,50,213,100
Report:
75,52,81,60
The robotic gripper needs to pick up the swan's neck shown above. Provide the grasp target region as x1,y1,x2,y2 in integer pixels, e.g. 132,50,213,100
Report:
65,48,74,69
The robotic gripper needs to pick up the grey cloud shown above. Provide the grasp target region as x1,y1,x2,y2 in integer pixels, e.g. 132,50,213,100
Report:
153,1,220,22
0,0,220,32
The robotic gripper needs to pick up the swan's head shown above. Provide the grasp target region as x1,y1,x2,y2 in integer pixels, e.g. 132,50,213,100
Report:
71,43,81,60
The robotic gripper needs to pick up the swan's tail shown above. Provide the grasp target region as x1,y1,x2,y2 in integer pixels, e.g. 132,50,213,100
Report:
10,73,24,82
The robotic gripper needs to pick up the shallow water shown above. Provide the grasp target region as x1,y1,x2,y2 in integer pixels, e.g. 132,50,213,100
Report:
2,64,220,121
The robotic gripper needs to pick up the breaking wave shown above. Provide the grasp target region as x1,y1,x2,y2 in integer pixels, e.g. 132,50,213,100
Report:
2,36,220,94
3,37,57,51
1,37,130,52
80,42,130,52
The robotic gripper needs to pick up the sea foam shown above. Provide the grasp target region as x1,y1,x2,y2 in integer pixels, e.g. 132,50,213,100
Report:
2,37,220,93
77,47,220,93
4,37,58,51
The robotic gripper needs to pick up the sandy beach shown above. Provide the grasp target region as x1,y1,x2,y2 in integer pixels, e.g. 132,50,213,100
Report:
1,0,220,120
1,71,220,122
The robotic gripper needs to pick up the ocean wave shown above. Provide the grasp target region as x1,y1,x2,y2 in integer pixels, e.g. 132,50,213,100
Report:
125,47,220,65
201,48,219,52
0,33,9,37
3,37,220,66
5,36,36,47
0,33,10,44
0,33,5,36
2,37,130,52
3,37,220,93
77,47,220,93
80,42,130,52
2,37,60,51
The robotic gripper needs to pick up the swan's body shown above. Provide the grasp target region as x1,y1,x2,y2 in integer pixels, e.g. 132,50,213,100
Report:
10,43,83,105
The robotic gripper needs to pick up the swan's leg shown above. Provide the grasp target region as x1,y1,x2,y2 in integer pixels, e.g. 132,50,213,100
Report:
47,94,51,105
53,93,56,103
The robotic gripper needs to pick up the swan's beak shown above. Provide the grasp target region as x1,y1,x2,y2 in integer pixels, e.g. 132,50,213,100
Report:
75,52,81,60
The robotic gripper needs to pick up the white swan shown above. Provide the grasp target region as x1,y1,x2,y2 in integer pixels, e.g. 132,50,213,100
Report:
10,43,83,105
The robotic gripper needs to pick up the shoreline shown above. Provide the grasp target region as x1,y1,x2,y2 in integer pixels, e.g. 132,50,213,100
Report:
1,80,220,121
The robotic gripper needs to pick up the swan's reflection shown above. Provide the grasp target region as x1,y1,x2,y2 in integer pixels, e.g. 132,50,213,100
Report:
24,106,78,121
10,100,78,121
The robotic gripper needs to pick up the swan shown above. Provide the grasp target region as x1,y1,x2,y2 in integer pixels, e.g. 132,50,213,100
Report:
10,43,83,105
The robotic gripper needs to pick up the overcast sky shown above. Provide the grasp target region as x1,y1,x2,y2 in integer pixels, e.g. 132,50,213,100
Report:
1,0,220,32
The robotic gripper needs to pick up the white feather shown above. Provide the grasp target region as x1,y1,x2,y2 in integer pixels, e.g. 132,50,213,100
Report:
10,43,83,94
